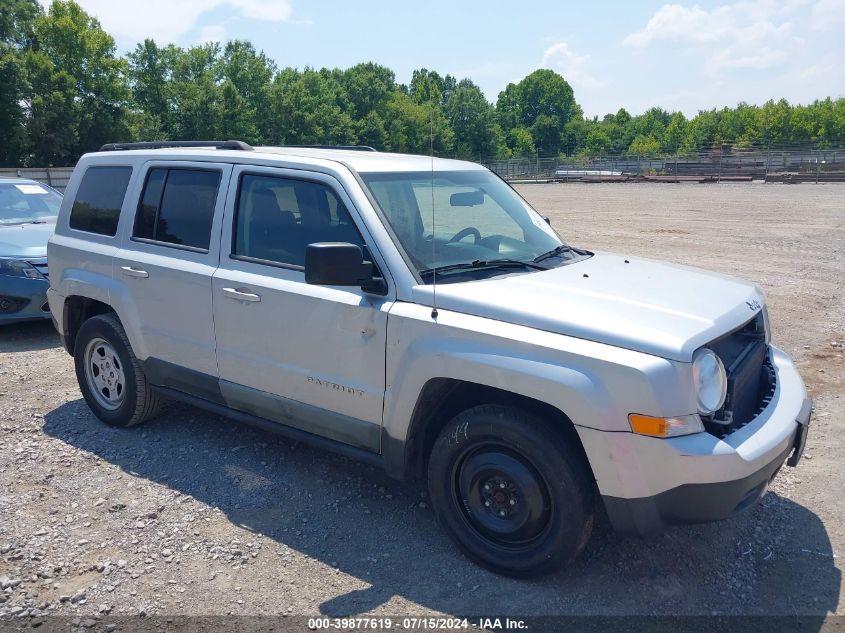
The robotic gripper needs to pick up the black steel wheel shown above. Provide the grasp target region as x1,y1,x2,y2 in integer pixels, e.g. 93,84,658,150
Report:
454,445,552,545
428,405,594,577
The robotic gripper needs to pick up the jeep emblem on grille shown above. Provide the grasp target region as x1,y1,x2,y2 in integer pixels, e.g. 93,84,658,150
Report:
746,299,761,311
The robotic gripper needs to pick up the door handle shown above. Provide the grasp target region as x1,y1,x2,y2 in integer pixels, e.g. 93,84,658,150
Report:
121,266,149,278
222,287,261,303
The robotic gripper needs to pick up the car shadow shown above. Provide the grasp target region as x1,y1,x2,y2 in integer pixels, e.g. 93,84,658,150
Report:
0,319,60,353
42,399,840,623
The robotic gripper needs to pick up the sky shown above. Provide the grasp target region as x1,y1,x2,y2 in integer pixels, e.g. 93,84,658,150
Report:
40,0,845,118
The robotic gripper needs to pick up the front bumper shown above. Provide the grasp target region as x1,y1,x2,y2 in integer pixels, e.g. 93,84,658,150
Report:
578,346,811,536
0,274,51,324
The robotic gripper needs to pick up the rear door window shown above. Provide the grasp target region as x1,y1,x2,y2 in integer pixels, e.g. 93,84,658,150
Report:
69,166,133,236
133,168,222,251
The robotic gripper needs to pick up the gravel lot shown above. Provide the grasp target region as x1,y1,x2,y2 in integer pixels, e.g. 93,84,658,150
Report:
0,183,842,624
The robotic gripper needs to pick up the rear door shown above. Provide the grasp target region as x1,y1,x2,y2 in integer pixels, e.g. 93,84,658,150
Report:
211,165,392,451
114,161,232,397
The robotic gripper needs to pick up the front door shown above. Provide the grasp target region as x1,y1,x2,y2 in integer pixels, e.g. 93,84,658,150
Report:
211,166,391,452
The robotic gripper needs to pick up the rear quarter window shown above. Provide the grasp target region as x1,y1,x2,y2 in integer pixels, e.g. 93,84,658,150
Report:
69,166,133,236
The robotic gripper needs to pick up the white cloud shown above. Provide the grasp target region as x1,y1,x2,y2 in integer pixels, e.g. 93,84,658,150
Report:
540,41,600,89
810,0,845,30
623,1,807,74
229,0,292,21
623,4,722,46
38,0,294,43
196,23,227,44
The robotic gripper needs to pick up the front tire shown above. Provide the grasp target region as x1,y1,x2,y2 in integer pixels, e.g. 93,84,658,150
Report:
74,313,161,427
427,405,594,577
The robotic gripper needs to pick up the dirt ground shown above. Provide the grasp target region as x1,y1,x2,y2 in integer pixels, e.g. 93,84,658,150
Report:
0,183,842,624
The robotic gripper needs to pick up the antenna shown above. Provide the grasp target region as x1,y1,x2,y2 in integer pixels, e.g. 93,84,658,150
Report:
429,80,438,320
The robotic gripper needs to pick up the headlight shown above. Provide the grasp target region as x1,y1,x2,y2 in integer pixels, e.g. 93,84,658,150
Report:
0,258,44,279
629,413,704,438
692,348,727,415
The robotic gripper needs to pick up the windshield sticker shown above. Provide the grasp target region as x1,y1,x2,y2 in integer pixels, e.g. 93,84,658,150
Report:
14,184,50,195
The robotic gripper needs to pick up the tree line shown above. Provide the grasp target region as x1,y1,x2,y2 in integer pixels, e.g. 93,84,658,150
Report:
2,0,844,167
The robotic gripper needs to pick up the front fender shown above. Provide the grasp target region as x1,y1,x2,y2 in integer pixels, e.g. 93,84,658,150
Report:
383,303,692,478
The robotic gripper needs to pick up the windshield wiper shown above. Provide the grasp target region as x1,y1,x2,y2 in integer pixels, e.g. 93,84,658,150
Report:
532,244,584,263
420,258,548,278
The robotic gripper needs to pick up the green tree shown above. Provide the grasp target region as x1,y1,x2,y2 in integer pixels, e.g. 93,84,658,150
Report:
268,68,356,145
0,51,29,165
127,39,178,139
662,112,688,153
167,43,224,140
530,114,561,154
26,0,130,163
218,40,274,142
356,110,388,149
562,117,587,155
513,69,580,129
495,82,521,132
409,68,456,107
0,0,41,165
627,134,661,156
384,91,453,154
0,0,40,48
495,69,581,154
4,6,844,166
24,48,78,164
341,62,395,119
445,80,507,159
219,79,258,141
759,98,792,144
583,125,611,155
683,109,719,152
507,126,534,156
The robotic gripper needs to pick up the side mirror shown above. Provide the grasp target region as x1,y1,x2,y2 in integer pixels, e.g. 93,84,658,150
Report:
305,242,385,293
543,216,551,225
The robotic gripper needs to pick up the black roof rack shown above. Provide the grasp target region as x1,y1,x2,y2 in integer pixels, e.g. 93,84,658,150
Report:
99,140,253,152
281,145,377,152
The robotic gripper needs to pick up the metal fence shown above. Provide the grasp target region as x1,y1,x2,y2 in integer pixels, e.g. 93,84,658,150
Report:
5,145,845,190
482,147,845,183
0,167,74,192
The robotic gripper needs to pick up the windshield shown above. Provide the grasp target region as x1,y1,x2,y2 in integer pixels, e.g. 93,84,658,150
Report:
361,170,566,280
0,182,62,225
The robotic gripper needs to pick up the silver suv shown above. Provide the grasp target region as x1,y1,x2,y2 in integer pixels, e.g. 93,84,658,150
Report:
48,141,811,577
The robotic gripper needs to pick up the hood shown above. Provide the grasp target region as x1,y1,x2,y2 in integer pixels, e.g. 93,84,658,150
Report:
412,252,765,362
0,221,56,258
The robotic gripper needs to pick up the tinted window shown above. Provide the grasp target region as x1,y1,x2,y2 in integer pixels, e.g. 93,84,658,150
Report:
134,168,221,250
69,166,133,236
134,168,165,239
233,174,364,267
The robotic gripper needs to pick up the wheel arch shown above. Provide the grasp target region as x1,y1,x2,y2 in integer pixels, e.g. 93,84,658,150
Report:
62,295,115,355
384,377,594,484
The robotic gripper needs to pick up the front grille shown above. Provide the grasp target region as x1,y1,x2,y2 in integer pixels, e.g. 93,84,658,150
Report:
702,311,774,438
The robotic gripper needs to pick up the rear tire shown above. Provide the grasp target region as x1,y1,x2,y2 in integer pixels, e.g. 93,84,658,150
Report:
427,405,594,577
74,313,161,427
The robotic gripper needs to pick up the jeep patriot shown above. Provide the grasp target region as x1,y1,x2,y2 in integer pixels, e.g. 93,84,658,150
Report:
47,141,812,576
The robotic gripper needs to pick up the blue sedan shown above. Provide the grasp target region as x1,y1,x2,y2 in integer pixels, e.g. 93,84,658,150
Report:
0,179,62,324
